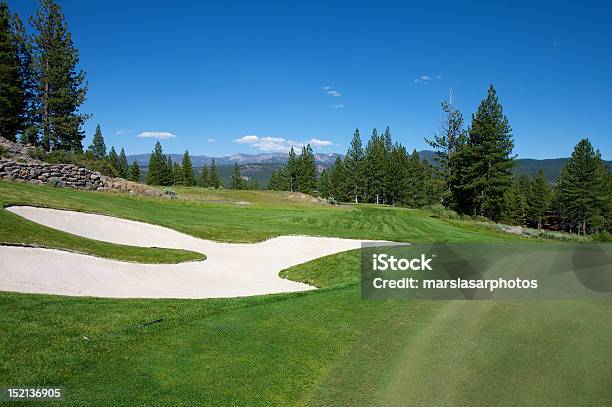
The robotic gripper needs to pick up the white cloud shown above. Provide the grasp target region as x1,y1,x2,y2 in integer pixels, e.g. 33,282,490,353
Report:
308,138,333,147
333,104,345,109
233,135,334,152
137,131,176,139
321,85,342,97
414,74,443,84
233,135,260,144
115,129,131,135
206,138,216,143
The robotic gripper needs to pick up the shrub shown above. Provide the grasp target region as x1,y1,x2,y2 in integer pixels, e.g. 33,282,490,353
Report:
0,145,6,158
591,231,612,243
163,187,177,199
27,147,47,161
430,204,459,220
49,177,64,188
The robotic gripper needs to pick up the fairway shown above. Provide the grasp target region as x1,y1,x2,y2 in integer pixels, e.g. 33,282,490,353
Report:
1,183,611,405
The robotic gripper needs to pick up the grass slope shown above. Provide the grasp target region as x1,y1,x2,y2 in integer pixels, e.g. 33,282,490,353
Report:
0,181,510,244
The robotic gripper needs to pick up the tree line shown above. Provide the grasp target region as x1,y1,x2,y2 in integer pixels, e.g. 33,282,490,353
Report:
268,85,611,234
145,141,258,189
1,0,87,150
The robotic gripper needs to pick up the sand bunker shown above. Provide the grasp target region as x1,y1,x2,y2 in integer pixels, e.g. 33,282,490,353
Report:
0,206,372,299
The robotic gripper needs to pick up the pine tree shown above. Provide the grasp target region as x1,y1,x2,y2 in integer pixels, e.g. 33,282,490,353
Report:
386,143,409,205
528,169,550,229
381,126,395,203
86,124,106,159
29,0,88,151
318,168,331,198
162,156,174,186
209,159,221,188
363,129,386,204
286,147,299,192
268,167,288,191
459,85,515,219
230,162,244,189
181,150,195,186
344,129,365,203
501,182,527,225
330,156,349,201
200,164,209,187
128,160,140,182
425,91,466,207
557,139,609,234
146,141,166,185
297,144,317,194
172,161,182,185
405,150,427,208
0,1,28,141
107,146,119,176
118,147,128,178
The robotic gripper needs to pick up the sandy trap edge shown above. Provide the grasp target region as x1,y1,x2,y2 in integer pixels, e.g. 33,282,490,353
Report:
0,206,394,299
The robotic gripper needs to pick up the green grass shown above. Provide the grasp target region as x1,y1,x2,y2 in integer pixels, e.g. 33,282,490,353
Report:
0,183,204,264
0,181,512,244
1,286,610,405
1,181,611,406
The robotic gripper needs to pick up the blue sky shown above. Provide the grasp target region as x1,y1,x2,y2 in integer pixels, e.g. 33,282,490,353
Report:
7,0,612,159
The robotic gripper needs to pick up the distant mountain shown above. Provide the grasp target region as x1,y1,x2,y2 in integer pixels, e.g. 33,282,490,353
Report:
128,150,610,187
127,152,343,167
418,150,611,182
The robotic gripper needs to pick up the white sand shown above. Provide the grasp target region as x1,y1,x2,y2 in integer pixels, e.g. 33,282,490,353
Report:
0,206,374,299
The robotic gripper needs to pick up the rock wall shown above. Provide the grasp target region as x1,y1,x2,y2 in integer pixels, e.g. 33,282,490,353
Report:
0,159,108,190
0,137,161,196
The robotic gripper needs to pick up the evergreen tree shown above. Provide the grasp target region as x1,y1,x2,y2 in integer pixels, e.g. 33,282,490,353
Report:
557,139,610,234
200,164,209,187
0,1,28,141
29,0,88,151
209,159,221,188
286,147,299,192
381,126,395,203
268,167,289,191
128,160,140,182
86,124,106,159
297,144,317,193
501,181,527,226
107,146,119,175
230,162,244,189
146,141,166,185
528,169,550,229
329,156,349,201
425,91,466,206
318,168,332,198
459,85,515,219
172,161,182,185
344,128,365,203
363,128,386,203
162,156,174,186
181,150,195,186
405,150,428,208
118,147,129,178
386,143,409,205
